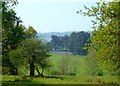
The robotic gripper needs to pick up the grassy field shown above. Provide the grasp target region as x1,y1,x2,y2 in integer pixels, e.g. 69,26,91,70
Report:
2,52,119,85
2,75,119,85
48,52,87,76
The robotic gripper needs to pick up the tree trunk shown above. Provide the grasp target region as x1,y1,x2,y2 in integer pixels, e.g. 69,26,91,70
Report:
29,56,35,76
36,67,41,76
30,62,35,76
41,69,44,75
36,67,44,77
41,68,44,77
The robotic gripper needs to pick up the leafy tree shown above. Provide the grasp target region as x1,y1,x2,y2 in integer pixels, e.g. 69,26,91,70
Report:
51,35,60,50
62,35,69,51
68,31,91,55
2,1,40,75
58,56,69,75
46,42,52,51
68,57,79,76
2,1,24,75
2,1,52,76
9,38,51,76
24,26,37,39
77,1,120,71
85,47,100,77
51,35,69,51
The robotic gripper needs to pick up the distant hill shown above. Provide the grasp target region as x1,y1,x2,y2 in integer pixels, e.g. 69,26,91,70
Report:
37,32,73,42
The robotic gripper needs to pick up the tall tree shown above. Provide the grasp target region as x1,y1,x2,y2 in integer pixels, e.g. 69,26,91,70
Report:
62,35,69,51
85,47,100,77
2,1,24,75
51,35,60,50
68,31,91,55
77,1,120,71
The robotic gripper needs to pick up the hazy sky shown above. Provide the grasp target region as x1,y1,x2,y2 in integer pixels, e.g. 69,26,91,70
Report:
15,0,111,33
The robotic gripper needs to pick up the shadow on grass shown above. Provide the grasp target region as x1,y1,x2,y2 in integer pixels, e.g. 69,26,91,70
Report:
2,76,65,86
34,75,66,80
2,79,45,86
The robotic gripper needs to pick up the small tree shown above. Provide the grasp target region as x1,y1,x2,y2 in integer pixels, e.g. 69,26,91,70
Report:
58,56,69,75
69,57,79,76
85,47,99,77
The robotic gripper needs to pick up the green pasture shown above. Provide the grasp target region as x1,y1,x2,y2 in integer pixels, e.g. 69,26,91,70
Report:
2,52,119,85
2,75,119,85
48,52,87,76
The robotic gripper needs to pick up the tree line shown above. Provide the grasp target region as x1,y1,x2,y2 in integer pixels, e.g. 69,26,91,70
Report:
49,31,91,55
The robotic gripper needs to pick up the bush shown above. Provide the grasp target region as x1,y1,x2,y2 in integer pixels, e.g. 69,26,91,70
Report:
69,72,76,76
95,78,101,83
97,70,103,76
21,76,27,80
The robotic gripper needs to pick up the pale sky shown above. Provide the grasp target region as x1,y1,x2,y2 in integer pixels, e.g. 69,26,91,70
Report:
15,0,111,33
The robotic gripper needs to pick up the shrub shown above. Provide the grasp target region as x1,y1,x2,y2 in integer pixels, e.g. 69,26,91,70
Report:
97,70,103,76
21,76,27,80
86,78,93,82
96,78,101,83
68,72,76,76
